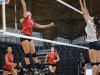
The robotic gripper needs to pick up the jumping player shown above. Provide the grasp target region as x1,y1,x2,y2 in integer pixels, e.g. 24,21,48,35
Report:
79,0,100,75
20,0,55,74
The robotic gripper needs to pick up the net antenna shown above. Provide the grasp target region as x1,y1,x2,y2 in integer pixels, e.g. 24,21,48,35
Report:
1,0,89,49
57,0,82,14
14,0,18,33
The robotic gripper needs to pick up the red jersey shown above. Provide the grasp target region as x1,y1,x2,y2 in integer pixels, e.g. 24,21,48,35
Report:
21,16,35,36
3,53,13,70
48,52,57,64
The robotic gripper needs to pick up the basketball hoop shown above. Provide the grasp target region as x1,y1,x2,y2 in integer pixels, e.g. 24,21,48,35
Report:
0,0,10,5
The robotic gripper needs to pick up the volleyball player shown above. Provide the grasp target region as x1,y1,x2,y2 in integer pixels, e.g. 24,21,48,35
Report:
45,47,60,75
3,47,17,75
20,0,55,74
97,30,100,75
79,0,100,75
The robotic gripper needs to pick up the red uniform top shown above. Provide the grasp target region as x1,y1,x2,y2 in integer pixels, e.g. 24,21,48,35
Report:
21,16,36,36
3,53,13,70
48,52,57,64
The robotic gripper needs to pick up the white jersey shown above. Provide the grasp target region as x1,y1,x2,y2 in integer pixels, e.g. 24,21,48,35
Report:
85,20,97,43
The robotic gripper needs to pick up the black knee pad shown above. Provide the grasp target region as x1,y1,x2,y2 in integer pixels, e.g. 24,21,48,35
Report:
91,63,97,67
97,62,100,66
25,53,30,58
32,53,37,57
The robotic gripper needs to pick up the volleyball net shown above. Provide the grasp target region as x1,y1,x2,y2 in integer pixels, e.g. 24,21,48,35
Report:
0,0,88,49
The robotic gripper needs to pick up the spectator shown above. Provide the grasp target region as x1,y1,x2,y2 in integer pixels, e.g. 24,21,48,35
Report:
16,62,24,75
77,53,85,69
39,59,45,74
34,59,45,75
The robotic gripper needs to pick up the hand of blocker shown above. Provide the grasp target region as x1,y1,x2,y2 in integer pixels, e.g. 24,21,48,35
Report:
79,0,82,6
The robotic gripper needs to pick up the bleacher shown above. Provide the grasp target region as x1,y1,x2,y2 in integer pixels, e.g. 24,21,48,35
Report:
0,45,89,75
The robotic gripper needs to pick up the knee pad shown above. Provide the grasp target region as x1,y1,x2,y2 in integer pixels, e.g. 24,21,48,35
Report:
91,63,97,67
97,62,100,66
32,53,37,57
25,53,30,58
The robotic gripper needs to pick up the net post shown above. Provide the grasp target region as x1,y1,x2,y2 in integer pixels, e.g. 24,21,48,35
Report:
2,0,6,31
